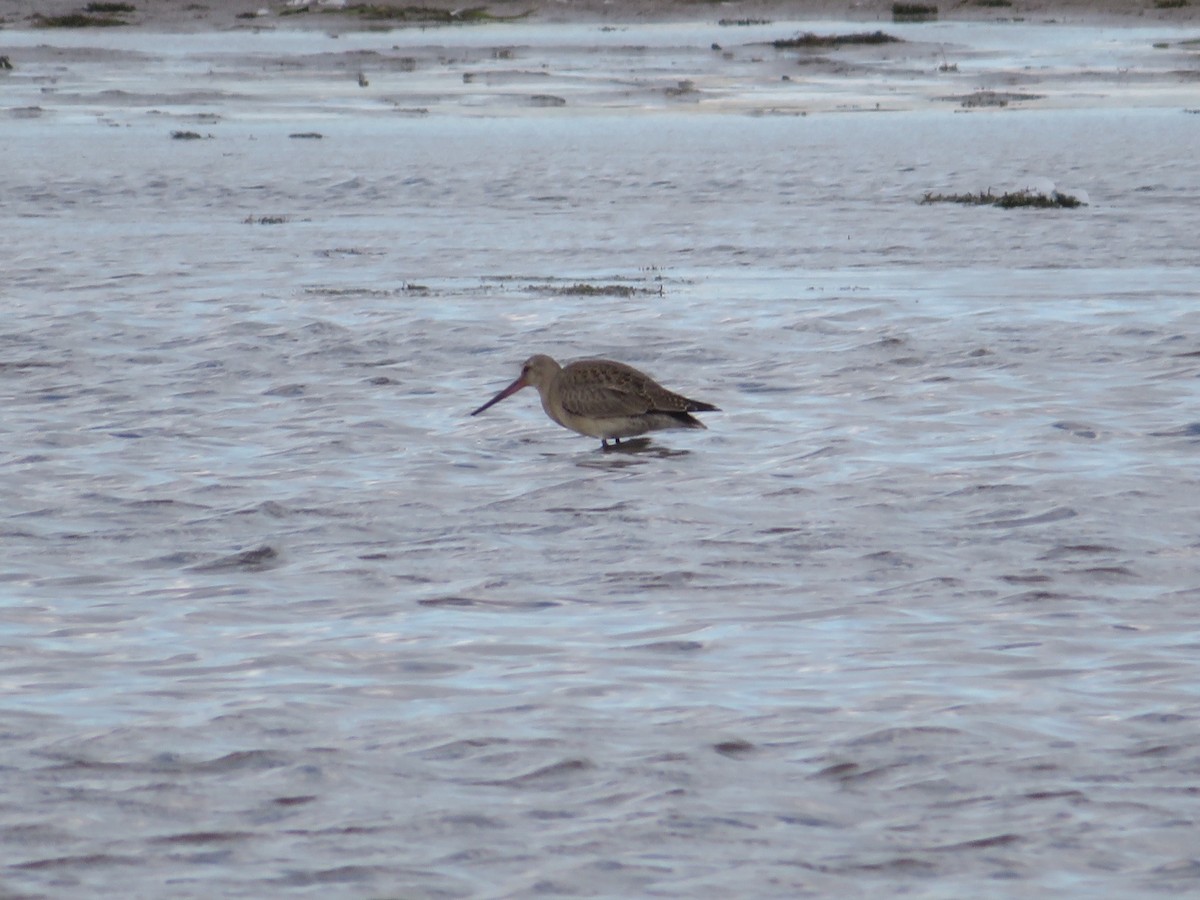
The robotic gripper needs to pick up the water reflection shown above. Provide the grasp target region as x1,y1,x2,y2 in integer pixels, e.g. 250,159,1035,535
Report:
573,438,694,468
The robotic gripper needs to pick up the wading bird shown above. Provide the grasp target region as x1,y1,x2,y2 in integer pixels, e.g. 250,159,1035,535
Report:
471,354,719,448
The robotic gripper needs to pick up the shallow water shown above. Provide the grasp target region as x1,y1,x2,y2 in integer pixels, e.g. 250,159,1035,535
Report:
3,16,1200,898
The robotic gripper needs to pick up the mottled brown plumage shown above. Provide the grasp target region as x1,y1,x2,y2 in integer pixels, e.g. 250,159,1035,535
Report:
470,354,719,446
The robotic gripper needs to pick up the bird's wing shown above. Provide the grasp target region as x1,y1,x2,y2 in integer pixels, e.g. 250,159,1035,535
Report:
559,382,652,419
559,360,707,418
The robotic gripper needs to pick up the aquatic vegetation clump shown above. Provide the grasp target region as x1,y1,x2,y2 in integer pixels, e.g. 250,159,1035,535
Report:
773,31,901,49
31,11,129,26
921,189,1085,209
559,283,645,297
993,189,1084,209
893,2,938,21
664,80,698,97
945,89,1044,107
281,4,529,23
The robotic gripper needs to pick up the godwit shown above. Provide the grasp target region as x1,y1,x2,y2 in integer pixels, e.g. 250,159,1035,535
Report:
470,354,719,447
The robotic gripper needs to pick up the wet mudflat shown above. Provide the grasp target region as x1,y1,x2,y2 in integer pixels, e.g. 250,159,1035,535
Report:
2,15,1200,898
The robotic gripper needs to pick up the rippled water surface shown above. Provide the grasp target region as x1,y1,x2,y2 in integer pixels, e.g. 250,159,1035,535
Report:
3,16,1200,897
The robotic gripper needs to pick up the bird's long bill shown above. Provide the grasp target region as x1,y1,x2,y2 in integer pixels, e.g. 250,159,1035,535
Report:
469,377,527,416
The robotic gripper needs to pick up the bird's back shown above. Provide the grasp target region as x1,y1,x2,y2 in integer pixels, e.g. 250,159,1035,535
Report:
559,359,715,418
